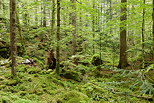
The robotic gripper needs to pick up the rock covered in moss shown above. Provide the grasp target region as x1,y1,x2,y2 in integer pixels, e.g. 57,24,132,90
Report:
51,90,91,103
60,70,81,82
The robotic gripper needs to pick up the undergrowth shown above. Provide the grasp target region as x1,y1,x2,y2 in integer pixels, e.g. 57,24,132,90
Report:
0,62,153,103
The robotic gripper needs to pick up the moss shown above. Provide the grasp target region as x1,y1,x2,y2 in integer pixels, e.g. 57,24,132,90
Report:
1,96,11,103
28,67,41,74
17,65,27,72
51,90,91,103
18,91,27,96
6,80,19,86
61,70,81,82
51,77,66,87
27,77,32,82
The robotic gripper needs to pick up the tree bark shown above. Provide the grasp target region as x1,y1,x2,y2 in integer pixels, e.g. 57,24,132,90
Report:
152,0,154,58
10,0,17,77
35,0,38,26
118,0,128,69
51,0,55,38
92,0,95,55
141,0,145,68
16,7,25,55
56,0,60,75
43,0,46,27
70,0,77,55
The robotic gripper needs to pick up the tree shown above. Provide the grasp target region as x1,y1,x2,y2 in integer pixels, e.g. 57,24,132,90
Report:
141,0,145,68
56,0,60,75
43,0,46,27
51,0,55,37
118,0,128,69
92,0,95,55
71,0,77,55
152,0,154,58
10,0,17,76
16,6,25,55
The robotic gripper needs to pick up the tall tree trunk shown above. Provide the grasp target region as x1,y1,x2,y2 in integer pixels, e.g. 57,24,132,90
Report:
51,0,55,38
141,0,145,68
16,7,25,55
71,0,77,55
35,0,38,26
10,0,17,77
56,0,60,75
43,0,46,27
92,0,95,55
118,0,128,69
0,0,2,18
152,0,154,58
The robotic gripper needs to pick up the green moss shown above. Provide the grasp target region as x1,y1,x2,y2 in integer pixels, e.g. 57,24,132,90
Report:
51,90,91,103
6,80,19,86
28,67,41,74
61,70,81,82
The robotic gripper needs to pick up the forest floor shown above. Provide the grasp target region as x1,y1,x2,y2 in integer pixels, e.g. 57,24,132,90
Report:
0,57,154,103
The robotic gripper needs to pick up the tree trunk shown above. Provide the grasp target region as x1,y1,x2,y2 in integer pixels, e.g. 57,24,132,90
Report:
0,0,2,18
16,7,25,55
141,0,145,69
56,0,60,75
51,0,55,38
70,0,77,55
10,0,17,77
92,0,95,55
35,0,38,26
43,0,46,27
118,0,128,69
152,0,154,58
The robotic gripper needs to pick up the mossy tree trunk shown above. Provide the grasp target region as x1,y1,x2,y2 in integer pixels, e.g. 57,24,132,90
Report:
16,6,25,55
56,0,61,75
10,0,17,77
141,0,145,69
51,0,55,39
152,0,154,58
43,0,46,27
70,0,77,55
92,0,95,55
118,0,128,69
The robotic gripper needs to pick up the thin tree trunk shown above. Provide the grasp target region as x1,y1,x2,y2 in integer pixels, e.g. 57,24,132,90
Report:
56,0,60,75
35,0,38,26
152,0,154,58
16,7,25,55
92,0,95,55
141,0,145,68
0,0,2,18
10,0,17,77
71,0,77,55
51,0,55,39
118,0,128,69
43,0,46,27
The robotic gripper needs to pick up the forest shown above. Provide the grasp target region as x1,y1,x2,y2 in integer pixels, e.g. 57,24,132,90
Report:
0,0,154,102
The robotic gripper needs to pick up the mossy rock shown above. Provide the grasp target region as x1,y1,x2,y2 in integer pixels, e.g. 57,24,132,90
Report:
52,90,91,103
61,70,81,82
